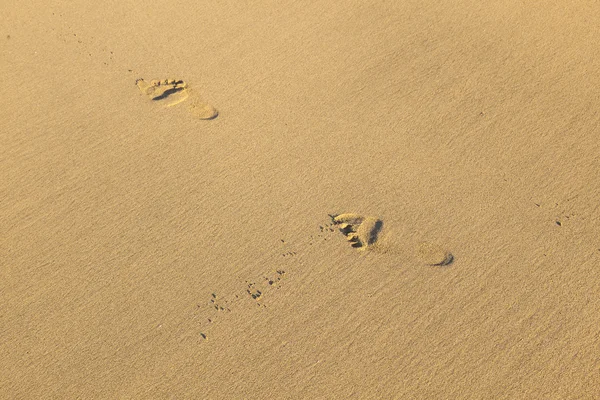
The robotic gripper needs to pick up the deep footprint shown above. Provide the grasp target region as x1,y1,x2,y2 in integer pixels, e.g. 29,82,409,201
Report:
136,78,218,119
136,78,189,106
331,212,454,265
332,213,383,249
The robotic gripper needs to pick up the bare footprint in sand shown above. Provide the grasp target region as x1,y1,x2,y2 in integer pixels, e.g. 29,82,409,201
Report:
332,213,383,249
136,78,218,120
331,213,454,266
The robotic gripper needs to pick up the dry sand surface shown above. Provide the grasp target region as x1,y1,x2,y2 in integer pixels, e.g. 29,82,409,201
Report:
2,0,600,398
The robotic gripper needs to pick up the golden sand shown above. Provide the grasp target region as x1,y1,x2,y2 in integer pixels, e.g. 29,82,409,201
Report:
2,0,600,398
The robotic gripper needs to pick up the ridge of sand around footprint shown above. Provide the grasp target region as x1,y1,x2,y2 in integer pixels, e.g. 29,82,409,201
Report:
331,213,454,266
136,78,218,120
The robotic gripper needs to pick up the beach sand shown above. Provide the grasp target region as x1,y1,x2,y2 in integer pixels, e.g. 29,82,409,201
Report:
2,0,600,398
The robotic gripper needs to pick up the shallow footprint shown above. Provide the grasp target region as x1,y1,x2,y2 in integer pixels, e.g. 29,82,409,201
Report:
136,78,218,120
416,241,454,266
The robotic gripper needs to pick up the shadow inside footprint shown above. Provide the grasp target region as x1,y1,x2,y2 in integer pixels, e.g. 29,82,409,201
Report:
151,86,186,101
358,218,383,247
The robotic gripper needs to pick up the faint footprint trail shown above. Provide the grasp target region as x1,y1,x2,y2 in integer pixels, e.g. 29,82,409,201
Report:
136,78,218,120
194,214,453,342
330,213,454,266
196,268,289,341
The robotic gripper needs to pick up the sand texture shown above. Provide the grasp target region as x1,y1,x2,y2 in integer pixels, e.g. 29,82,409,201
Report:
2,0,600,398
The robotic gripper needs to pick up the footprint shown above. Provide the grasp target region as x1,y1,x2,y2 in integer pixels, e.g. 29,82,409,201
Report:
331,213,454,266
136,78,218,120
415,241,454,266
332,213,383,249
136,78,189,106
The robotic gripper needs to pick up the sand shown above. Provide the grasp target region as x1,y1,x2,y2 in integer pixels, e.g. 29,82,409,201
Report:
2,0,600,398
